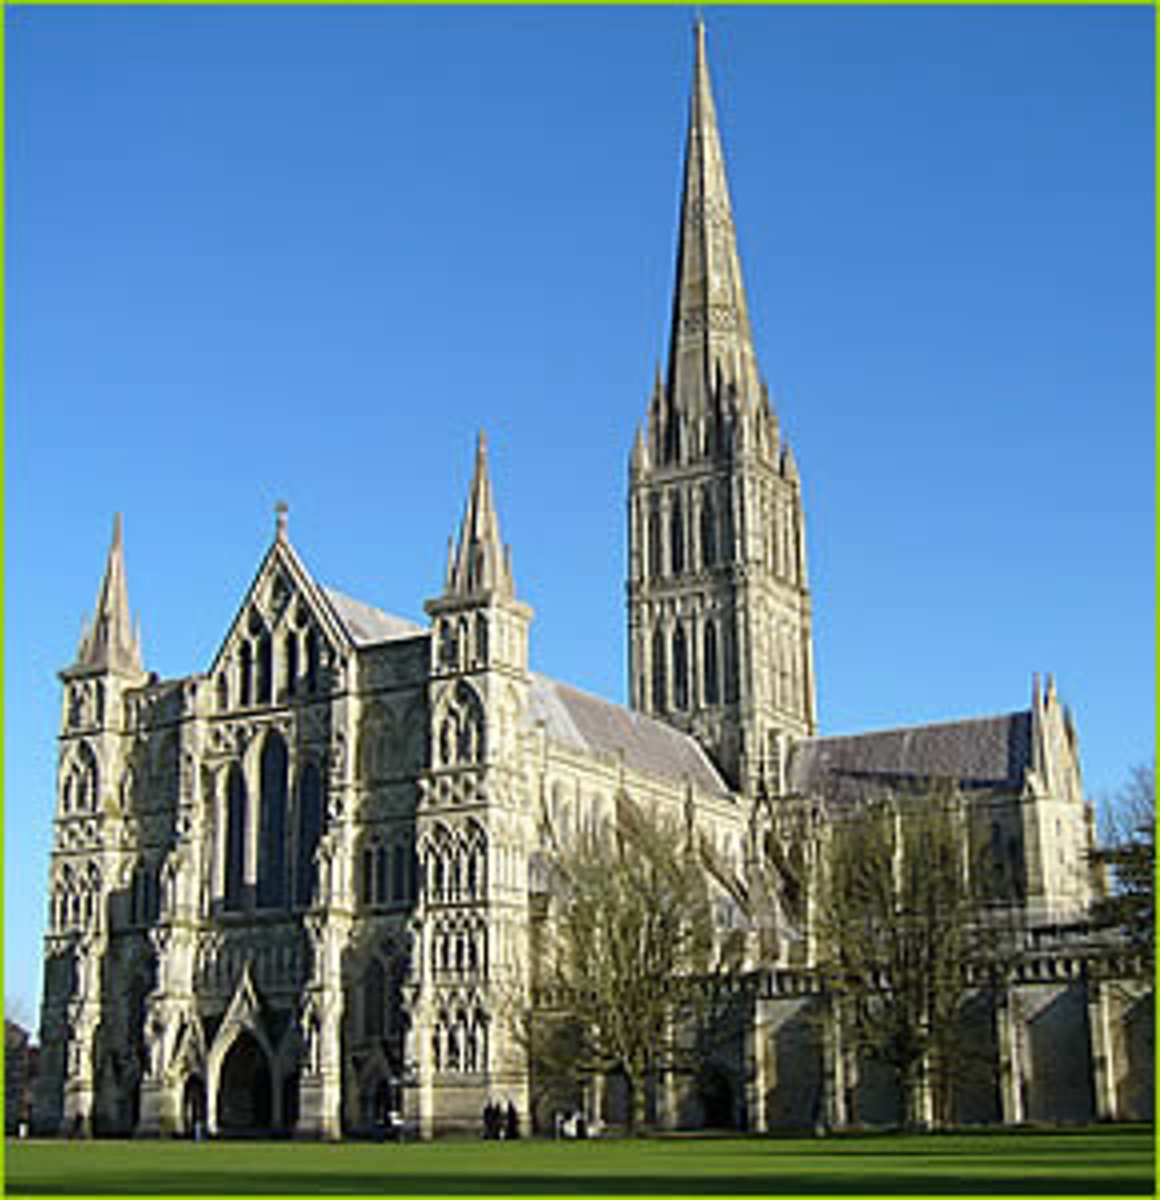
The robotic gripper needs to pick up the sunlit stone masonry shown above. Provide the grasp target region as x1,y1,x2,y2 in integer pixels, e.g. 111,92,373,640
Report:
35,24,1151,1139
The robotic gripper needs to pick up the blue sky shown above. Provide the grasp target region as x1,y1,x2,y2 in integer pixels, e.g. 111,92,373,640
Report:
6,5,1153,1023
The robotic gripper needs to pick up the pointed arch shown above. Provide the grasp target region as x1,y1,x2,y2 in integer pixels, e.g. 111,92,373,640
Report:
256,633,273,705
239,642,254,707
701,487,718,568
305,627,321,693
294,760,323,908
257,732,288,909
704,620,720,705
283,630,299,698
670,492,685,576
66,742,100,813
363,957,386,1039
673,622,689,710
651,626,667,711
648,496,663,578
224,764,247,911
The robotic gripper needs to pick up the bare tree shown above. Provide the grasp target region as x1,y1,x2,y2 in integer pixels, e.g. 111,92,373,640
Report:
532,793,742,1133
814,784,995,1129
1092,761,1155,959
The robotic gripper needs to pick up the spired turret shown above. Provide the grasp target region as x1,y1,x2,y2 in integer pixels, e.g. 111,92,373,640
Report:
628,22,817,795
42,514,149,1136
414,433,534,1136
68,514,145,680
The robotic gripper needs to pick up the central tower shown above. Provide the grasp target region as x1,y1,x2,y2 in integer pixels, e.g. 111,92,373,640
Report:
628,23,817,795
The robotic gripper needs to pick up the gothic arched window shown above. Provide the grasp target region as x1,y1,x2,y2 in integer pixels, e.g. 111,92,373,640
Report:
239,642,254,707
375,845,389,905
670,494,685,576
257,634,273,705
648,498,662,578
257,732,288,908
364,958,386,1039
295,761,323,907
439,684,484,767
284,631,298,698
723,625,739,704
704,621,720,705
305,628,321,693
651,627,667,711
701,489,717,568
224,764,247,910
392,843,406,903
673,624,689,710
722,490,735,565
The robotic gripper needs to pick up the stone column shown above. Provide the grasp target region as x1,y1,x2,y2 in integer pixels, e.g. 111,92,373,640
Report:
995,988,1024,1125
1087,977,1118,1120
744,999,769,1133
821,995,848,1130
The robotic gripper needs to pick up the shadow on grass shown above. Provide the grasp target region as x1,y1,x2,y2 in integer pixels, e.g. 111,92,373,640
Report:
8,1171,1156,1196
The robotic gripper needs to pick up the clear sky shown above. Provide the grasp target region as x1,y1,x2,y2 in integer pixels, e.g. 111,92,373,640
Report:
6,5,1153,1025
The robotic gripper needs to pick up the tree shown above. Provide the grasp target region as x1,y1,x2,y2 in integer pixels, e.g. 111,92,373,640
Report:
814,785,995,1129
532,794,742,1133
1092,761,1155,959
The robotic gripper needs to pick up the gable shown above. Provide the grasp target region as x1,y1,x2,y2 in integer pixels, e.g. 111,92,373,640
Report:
206,538,354,704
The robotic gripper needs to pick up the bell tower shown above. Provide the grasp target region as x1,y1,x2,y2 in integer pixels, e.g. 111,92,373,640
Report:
628,22,817,795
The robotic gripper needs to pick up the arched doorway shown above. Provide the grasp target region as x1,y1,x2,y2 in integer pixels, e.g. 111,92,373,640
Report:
696,1064,737,1129
217,1033,272,1136
183,1076,207,1138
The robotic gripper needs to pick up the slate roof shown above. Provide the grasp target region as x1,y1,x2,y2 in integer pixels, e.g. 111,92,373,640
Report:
526,673,732,798
787,711,1032,807
320,587,424,647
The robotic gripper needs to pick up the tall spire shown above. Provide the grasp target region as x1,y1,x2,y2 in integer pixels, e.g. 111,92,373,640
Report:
666,20,761,425
446,432,514,599
75,513,143,675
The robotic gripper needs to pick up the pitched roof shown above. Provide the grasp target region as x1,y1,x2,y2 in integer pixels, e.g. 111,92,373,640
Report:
787,711,1032,806
527,673,731,798
320,587,423,647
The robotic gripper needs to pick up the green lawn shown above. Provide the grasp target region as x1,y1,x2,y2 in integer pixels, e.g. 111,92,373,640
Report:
4,1126,1154,1195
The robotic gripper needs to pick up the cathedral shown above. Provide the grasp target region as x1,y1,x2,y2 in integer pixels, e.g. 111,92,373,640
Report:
35,25,1150,1139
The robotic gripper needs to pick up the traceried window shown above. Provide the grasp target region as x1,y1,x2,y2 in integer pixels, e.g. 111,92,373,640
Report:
224,764,247,911
257,732,288,908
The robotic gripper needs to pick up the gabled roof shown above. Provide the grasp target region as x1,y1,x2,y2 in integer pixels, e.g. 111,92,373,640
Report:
787,711,1032,807
320,587,423,647
526,673,732,799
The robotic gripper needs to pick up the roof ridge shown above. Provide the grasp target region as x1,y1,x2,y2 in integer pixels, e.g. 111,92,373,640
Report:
802,708,1029,746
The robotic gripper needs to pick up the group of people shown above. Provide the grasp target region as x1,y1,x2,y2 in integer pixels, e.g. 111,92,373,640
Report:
481,1099,520,1140
553,1110,592,1140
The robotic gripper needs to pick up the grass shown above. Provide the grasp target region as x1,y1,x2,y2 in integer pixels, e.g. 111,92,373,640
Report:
3,1125,1155,1195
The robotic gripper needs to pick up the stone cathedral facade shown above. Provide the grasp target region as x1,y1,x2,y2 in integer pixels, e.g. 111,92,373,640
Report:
36,27,1150,1139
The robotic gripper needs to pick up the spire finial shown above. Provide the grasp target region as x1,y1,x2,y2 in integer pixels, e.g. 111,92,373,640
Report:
446,433,514,600
74,512,143,675
275,499,289,541
664,9,761,443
